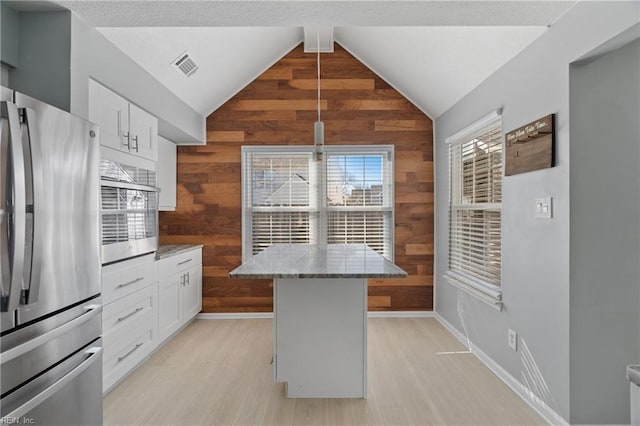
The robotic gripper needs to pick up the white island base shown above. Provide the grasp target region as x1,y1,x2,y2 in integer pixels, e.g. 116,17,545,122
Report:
228,244,407,399
274,277,367,398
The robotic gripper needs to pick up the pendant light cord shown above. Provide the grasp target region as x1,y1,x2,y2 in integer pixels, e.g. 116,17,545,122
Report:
317,30,321,123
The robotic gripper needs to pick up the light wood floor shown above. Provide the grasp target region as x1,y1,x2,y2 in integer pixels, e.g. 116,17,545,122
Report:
104,318,545,425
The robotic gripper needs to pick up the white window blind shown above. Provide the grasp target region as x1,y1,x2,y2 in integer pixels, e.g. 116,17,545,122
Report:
446,111,503,307
242,146,394,261
325,151,394,259
243,150,317,259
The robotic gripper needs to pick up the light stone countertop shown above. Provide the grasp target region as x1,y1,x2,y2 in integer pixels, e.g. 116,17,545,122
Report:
156,244,203,260
229,244,407,279
627,365,640,386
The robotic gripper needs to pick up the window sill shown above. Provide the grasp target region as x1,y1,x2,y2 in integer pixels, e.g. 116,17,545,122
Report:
444,272,503,311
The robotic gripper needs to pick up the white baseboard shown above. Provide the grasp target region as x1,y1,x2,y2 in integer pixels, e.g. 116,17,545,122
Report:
367,311,434,318
197,312,274,319
198,311,434,320
434,313,569,426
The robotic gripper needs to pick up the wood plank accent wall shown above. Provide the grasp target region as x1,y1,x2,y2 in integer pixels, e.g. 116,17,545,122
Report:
159,43,434,312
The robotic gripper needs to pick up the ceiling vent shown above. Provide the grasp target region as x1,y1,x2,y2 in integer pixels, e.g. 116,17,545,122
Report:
172,50,199,77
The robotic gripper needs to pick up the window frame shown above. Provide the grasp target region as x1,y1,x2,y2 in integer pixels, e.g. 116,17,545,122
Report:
444,110,504,310
241,145,395,262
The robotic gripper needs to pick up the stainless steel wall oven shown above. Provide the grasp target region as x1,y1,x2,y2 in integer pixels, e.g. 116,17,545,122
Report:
100,160,159,264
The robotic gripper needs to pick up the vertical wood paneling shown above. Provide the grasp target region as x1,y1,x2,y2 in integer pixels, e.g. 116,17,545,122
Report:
160,44,434,312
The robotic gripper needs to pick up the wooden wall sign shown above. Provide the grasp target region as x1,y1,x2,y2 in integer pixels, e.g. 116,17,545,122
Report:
505,114,555,176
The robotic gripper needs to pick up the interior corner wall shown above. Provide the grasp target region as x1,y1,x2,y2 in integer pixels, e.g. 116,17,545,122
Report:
569,38,640,425
433,2,639,423
69,14,205,144
1,2,19,68
2,7,204,144
10,11,71,111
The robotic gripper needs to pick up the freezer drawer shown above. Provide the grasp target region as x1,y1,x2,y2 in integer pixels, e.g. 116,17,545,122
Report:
1,339,103,425
1,300,102,393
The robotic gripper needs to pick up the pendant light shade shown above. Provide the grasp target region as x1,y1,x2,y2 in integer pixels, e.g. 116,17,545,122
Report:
314,121,324,145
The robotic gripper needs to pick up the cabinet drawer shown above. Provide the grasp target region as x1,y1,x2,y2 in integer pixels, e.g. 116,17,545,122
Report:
159,248,202,276
103,329,153,392
103,284,156,338
103,306,155,363
102,255,158,304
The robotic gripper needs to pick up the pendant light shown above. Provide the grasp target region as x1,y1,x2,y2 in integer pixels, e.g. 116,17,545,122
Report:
314,29,324,155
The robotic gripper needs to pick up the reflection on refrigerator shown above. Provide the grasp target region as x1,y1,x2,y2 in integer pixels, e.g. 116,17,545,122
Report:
0,88,102,425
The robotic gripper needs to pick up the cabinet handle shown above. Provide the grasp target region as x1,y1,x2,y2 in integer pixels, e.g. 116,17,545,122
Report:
117,277,144,288
186,272,190,285
117,307,144,322
122,131,130,149
180,274,185,287
132,135,139,152
177,259,192,266
117,343,143,363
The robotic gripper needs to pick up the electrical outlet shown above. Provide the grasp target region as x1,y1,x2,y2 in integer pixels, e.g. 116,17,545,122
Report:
508,329,518,351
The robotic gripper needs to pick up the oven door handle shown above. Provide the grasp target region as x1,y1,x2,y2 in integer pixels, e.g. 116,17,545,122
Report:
100,180,160,192
1,346,102,422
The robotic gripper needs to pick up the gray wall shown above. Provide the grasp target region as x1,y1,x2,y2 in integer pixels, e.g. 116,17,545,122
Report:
1,2,19,68
434,2,640,423
1,65,9,87
10,11,71,111
569,39,640,424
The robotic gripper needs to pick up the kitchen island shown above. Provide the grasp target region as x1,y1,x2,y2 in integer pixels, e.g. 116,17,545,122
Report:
229,244,407,398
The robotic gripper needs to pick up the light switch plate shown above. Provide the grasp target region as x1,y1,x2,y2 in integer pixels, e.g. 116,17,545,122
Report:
508,329,518,351
535,197,553,219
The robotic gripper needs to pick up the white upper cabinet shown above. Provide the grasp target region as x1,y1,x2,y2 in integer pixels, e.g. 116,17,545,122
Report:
157,136,177,211
129,103,158,161
89,80,158,162
88,80,129,152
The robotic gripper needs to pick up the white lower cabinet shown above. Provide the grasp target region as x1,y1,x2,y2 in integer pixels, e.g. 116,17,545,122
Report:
158,248,203,343
101,247,202,393
158,271,182,340
102,255,159,393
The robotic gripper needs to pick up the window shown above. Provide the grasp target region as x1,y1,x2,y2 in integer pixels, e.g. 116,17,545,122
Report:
445,110,503,309
325,149,394,259
242,146,394,261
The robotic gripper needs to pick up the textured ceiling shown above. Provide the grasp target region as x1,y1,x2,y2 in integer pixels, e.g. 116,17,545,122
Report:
65,0,577,119
59,1,575,27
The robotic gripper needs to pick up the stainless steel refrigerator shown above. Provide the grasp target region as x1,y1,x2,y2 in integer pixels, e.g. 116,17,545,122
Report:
0,88,102,425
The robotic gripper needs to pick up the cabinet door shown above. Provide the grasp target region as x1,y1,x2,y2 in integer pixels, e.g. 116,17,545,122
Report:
129,104,158,162
157,136,177,211
88,80,129,153
158,273,182,342
181,265,202,321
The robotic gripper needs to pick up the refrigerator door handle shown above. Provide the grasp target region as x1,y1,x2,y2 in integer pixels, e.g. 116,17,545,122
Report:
0,102,26,314
1,346,102,422
0,111,10,310
20,108,39,304
0,304,101,364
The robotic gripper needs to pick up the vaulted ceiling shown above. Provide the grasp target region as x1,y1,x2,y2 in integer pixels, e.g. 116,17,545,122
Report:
57,0,578,119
